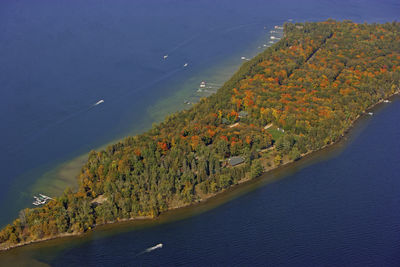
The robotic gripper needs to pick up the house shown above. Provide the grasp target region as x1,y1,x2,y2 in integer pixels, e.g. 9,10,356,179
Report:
228,156,245,166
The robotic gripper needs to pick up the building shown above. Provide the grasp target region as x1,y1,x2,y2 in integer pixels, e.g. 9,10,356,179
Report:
228,156,245,166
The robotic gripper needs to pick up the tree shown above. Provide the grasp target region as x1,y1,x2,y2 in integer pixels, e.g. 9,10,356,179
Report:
274,155,282,166
289,147,301,161
250,161,264,178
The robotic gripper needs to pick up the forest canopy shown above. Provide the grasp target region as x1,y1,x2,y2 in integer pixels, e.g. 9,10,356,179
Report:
1,20,399,249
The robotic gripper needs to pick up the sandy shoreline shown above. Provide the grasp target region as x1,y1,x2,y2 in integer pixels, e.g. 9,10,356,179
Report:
1,90,398,253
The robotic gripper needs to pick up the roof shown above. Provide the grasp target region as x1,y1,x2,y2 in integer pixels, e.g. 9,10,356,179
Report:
228,156,245,166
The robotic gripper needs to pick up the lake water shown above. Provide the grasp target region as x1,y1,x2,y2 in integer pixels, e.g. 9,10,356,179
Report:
0,0,399,265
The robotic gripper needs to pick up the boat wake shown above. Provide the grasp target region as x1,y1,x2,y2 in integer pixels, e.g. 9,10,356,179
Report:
93,99,104,106
8,99,107,155
136,243,163,256
162,20,266,58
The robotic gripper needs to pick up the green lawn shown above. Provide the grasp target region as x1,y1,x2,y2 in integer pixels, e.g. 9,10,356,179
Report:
266,127,285,141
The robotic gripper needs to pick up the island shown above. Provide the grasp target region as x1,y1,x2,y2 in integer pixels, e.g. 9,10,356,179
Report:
1,20,399,251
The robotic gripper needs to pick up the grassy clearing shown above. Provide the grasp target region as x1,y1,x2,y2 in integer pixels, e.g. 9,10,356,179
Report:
266,127,284,141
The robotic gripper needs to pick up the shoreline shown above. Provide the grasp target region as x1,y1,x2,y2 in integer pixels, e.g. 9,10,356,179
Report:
17,27,273,213
2,90,398,253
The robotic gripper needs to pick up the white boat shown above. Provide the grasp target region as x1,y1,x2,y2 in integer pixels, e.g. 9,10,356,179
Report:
39,194,52,200
383,100,390,103
147,243,163,251
183,63,188,67
142,243,163,254
241,56,246,60
368,112,373,116
163,54,168,59
155,243,163,249
263,44,267,47
94,100,104,106
32,194,52,206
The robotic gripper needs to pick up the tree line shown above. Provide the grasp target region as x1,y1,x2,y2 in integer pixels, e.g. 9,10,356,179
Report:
1,20,399,248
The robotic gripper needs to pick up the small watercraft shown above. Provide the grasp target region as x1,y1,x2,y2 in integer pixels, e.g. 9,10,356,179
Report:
367,112,373,116
241,56,246,60
183,63,188,67
163,55,168,59
146,243,163,252
94,100,104,106
39,194,52,200
32,194,52,206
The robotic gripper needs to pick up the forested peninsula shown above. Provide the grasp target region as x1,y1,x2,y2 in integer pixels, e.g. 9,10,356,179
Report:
1,20,399,250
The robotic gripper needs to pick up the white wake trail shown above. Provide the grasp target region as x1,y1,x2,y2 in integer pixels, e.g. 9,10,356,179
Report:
136,243,163,256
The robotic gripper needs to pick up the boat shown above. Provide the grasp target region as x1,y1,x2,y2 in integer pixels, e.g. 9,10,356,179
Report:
32,194,53,206
39,194,52,200
163,54,168,59
241,56,246,60
94,100,104,106
144,243,163,253
154,243,163,249
367,112,373,116
383,99,390,103
183,63,188,67
200,81,206,88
